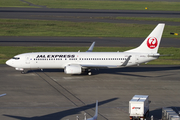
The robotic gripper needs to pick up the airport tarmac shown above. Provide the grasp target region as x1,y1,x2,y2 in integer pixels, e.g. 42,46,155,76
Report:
0,5,180,120
0,36,180,47
0,8,180,26
1,64,180,120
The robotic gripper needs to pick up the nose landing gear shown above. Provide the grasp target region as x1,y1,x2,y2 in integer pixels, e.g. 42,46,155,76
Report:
21,69,26,74
15,68,27,74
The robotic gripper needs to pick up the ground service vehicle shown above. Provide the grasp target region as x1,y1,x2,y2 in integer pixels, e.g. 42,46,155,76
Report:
129,95,149,120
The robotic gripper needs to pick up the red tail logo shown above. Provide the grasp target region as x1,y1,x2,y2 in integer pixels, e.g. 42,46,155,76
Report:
147,37,158,49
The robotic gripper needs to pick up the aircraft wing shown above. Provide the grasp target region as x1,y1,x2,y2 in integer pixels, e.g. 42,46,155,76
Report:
81,64,120,69
0,93,6,97
86,42,95,52
86,100,98,120
4,98,117,120
80,55,132,68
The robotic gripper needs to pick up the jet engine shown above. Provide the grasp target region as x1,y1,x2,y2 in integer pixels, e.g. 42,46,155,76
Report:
64,65,82,74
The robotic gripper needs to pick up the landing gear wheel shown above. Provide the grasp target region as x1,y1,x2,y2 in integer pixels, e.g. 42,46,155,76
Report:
88,72,92,76
21,70,26,74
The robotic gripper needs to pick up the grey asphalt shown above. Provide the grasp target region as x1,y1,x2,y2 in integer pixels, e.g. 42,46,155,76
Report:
0,7,180,47
0,6,180,120
0,7,180,48
1,64,180,120
0,8,180,26
0,36,180,47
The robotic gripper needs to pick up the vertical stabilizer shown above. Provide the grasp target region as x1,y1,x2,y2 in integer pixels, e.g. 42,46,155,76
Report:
125,23,165,53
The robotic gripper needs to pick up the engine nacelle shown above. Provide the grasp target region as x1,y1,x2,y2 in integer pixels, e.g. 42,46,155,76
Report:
64,65,82,74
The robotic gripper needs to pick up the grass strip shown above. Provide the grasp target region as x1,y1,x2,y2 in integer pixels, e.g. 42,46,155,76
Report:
25,0,180,11
1,0,180,11
0,0,37,8
0,19,180,38
1,46,180,65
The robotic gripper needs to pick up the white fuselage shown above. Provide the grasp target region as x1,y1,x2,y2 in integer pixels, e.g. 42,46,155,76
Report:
6,52,157,70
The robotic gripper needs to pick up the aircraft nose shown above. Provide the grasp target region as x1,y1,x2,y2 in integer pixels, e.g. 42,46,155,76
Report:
6,59,12,66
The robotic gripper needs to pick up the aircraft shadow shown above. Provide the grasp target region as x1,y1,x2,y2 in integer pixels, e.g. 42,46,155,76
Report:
27,65,180,77
93,65,180,77
3,98,118,120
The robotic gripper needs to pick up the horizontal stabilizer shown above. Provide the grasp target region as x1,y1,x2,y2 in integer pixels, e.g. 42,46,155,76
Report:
148,54,173,57
148,53,160,57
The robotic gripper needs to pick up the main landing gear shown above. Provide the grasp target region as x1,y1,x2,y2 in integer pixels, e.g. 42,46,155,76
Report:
88,71,92,76
20,69,27,74
87,69,91,76
83,69,92,75
21,70,26,74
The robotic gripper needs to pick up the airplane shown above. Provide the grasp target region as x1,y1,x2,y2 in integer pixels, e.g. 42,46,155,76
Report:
0,93,6,97
4,98,117,120
6,23,165,75
84,100,98,120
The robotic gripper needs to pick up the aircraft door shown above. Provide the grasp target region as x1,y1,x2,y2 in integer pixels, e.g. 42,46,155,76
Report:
76,54,81,63
135,55,139,64
26,55,30,64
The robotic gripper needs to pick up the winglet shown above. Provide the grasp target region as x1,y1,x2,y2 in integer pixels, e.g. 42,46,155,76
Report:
86,42,95,52
94,100,98,119
87,100,98,120
121,55,132,66
0,93,6,97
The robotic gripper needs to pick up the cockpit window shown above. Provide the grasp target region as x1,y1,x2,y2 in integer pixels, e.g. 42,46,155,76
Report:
12,57,20,60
